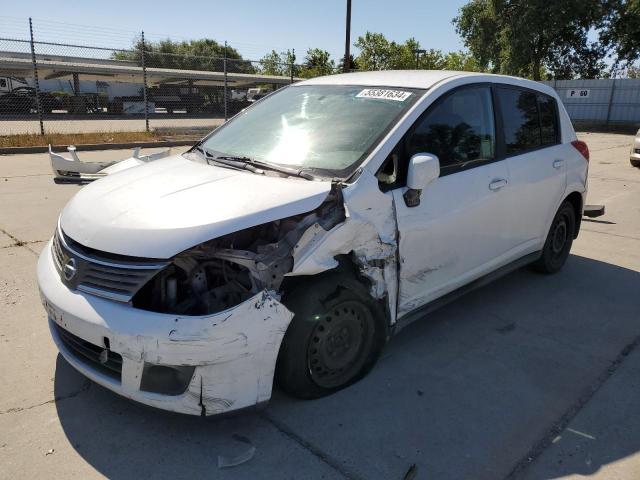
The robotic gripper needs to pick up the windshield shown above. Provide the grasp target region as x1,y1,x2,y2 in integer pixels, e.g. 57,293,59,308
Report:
201,85,423,178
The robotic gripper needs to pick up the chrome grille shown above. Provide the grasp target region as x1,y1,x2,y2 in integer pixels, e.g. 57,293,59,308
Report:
52,227,168,303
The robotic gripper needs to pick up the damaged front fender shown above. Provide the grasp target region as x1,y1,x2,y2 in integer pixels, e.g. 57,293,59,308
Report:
289,171,399,322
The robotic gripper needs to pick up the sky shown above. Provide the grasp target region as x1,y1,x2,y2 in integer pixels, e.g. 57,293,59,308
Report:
1,0,468,62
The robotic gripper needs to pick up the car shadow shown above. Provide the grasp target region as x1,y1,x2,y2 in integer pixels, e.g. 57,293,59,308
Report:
54,254,640,480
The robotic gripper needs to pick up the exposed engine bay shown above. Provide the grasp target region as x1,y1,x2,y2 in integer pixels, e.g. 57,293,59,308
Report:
132,189,346,315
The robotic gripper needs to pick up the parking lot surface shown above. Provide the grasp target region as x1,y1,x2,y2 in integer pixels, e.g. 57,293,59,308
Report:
1,132,639,479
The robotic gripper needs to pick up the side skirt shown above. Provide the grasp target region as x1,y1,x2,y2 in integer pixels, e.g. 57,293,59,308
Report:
392,251,542,335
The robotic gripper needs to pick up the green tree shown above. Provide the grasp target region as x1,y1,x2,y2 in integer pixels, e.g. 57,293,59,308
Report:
442,51,482,71
354,32,481,72
337,54,358,72
354,32,394,70
453,0,605,80
600,0,640,68
258,50,285,76
113,38,252,73
257,49,298,77
300,48,335,78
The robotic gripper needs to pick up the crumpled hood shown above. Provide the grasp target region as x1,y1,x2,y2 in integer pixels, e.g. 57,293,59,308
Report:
60,154,331,258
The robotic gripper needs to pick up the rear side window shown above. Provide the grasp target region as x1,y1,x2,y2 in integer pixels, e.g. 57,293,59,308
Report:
496,88,541,155
538,94,559,145
406,86,495,171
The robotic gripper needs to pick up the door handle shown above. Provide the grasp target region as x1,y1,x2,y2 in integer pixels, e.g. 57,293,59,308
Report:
553,159,565,169
489,179,508,191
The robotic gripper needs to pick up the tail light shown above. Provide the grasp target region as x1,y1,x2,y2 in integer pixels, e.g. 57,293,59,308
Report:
571,140,589,161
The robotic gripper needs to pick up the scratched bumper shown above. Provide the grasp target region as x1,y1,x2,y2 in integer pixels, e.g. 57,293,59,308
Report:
37,239,294,416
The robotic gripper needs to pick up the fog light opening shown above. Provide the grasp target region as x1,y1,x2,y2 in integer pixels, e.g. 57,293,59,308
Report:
140,364,195,396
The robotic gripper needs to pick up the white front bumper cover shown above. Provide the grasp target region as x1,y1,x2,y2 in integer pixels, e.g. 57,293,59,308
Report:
38,239,294,416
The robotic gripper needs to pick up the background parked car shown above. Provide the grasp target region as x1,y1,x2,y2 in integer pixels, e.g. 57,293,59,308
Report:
0,87,62,114
631,128,640,167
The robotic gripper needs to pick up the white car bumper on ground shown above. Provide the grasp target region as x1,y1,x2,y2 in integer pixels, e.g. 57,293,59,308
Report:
37,239,294,416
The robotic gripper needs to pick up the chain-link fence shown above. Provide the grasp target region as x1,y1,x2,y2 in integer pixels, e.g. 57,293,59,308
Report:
0,17,300,138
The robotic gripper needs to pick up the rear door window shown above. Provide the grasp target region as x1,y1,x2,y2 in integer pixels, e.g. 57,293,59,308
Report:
538,94,559,145
496,88,541,155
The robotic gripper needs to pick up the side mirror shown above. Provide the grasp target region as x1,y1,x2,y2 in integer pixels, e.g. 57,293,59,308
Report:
404,153,440,207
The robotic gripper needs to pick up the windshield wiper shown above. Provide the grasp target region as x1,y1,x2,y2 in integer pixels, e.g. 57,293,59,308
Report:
194,146,263,174
195,146,315,180
219,155,315,180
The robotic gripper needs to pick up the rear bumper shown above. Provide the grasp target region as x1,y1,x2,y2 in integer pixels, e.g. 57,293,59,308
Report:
38,239,294,416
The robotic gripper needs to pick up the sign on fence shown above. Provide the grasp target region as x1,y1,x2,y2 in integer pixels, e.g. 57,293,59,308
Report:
566,89,590,98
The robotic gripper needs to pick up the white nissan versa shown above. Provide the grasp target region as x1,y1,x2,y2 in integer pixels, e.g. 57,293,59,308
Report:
38,71,589,416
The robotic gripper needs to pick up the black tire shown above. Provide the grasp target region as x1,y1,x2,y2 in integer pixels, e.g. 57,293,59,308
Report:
276,271,387,399
533,201,576,274
631,159,640,168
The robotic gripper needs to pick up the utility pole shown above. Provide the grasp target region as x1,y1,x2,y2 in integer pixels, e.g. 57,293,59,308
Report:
343,0,352,73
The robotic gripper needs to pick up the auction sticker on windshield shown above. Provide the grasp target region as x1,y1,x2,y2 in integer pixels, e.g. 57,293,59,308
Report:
356,88,412,101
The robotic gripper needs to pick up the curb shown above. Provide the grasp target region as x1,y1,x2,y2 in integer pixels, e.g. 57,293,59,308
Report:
0,139,196,156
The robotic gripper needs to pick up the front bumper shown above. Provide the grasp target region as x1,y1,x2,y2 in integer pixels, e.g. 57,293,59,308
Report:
631,146,640,165
38,239,294,416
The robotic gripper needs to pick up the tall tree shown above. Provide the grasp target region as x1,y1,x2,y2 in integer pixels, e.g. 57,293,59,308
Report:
354,32,394,70
113,38,252,73
600,0,640,68
453,0,605,80
442,51,482,72
258,50,286,76
337,54,358,73
258,49,298,77
300,49,335,78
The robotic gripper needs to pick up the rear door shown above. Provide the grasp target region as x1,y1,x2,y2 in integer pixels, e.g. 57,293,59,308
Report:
495,87,566,251
387,85,513,316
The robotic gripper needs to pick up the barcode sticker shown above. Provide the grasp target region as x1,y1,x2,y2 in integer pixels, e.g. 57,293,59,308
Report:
356,89,412,101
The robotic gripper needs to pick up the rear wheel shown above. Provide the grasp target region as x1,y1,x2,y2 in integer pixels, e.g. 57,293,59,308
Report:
277,272,387,399
533,201,576,274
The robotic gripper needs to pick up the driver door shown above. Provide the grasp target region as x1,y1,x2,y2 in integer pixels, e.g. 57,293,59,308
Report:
385,85,513,318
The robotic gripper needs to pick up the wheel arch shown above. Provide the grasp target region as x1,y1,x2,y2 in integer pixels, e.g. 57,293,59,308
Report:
564,191,583,238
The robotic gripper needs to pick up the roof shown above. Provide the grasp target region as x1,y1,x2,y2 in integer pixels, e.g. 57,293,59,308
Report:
0,51,298,87
298,70,478,89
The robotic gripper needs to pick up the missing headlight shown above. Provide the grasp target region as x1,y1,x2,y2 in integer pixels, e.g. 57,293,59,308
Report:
132,189,345,316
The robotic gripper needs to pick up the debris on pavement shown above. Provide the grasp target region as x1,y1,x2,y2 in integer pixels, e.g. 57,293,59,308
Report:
217,434,256,468
403,463,417,480
49,144,171,183
45,448,55,456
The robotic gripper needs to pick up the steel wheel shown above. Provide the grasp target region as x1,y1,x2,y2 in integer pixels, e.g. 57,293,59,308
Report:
533,200,576,274
307,300,373,389
277,271,386,399
550,213,569,261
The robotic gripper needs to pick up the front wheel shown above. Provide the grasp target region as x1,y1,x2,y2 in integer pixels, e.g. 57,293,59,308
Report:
533,201,576,274
277,272,387,399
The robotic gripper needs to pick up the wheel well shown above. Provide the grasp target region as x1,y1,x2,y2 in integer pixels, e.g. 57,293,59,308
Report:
565,191,583,238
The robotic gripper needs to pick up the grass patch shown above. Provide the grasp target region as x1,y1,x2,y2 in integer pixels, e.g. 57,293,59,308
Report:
0,131,162,148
